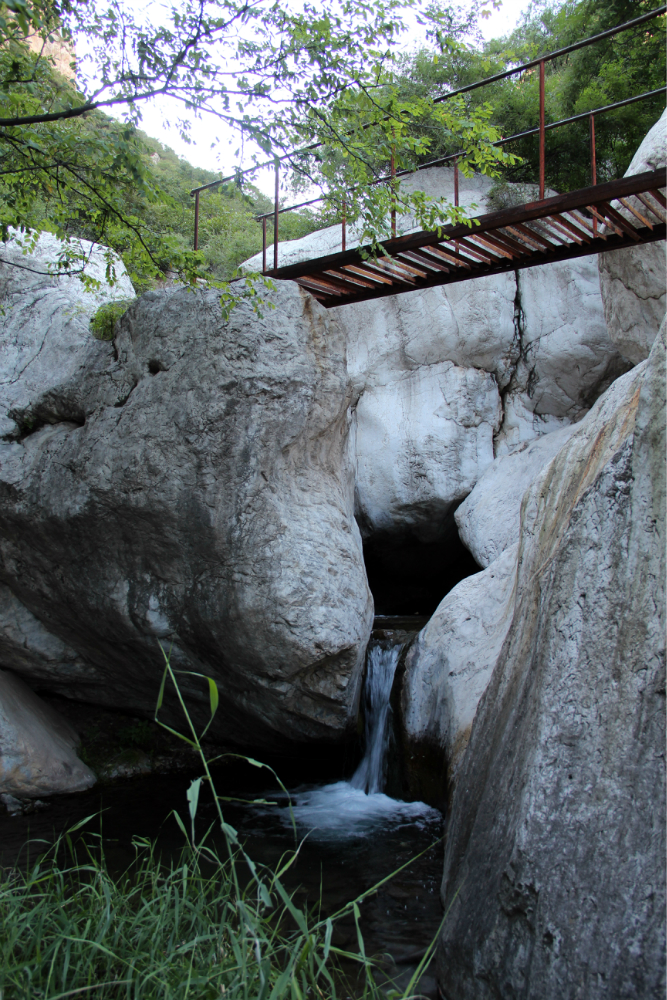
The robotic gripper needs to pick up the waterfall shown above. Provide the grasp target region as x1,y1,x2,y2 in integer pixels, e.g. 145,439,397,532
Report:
254,635,439,838
350,640,403,795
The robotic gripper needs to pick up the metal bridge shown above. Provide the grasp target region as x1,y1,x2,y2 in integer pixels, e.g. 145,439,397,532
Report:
191,6,666,308
268,171,666,308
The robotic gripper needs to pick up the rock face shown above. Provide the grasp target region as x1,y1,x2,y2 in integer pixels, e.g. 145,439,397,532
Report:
400,541,518,789
436,326,665,999
246,165,628,540
0,231,134,441
0,668,95,797
598,109,666,365
454,423,578,568
0,278,372,752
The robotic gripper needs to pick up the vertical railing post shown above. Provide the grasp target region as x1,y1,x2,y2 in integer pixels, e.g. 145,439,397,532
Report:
262,217,267,274
341,199,346,252
454,156,459,254
539,59,545,200
590,112,597,236
274,159,280,271
194,191,200,251
390,146,396,239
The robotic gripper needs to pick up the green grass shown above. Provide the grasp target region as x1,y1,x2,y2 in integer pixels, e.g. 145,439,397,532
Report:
0,651,447,999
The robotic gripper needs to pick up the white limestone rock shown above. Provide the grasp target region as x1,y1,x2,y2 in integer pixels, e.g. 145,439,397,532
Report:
437,328,664,998
341,264,516,534
353,360,502,535
598,109,666,365
401,542,518,785
0,231,134,440
0,280,373,753
0,669,96,797
495,256,629,454
242,165,625,532
345,245,624,530
455,422,579,568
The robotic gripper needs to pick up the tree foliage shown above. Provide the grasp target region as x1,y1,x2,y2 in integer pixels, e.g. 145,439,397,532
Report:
0,0,515,290
384,0,665,196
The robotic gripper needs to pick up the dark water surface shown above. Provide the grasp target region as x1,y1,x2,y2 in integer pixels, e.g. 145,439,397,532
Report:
0,759,444,998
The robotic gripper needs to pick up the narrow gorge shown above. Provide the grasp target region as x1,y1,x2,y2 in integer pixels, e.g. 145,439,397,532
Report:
0,102,664,999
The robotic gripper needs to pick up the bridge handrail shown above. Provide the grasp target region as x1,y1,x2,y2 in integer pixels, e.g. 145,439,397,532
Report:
253,86,667,223
189,4,666,260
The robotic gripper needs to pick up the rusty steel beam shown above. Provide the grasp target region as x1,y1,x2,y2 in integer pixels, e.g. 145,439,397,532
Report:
296,224,665,307
267,170,665,281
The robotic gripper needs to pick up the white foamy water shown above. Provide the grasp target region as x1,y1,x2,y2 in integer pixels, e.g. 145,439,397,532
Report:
249,641,440,840
274,780,439,841
351,641,403,795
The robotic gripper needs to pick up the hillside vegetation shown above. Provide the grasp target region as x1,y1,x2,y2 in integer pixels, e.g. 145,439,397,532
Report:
78,131,323,292
1,0,663,293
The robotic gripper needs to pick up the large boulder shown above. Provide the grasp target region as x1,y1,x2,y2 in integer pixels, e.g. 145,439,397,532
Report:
400,541,518,792
0,279,372,753
401,362,648,809
0,668,95,797
454,423,578,568
598,109,666,365
436,326,665,998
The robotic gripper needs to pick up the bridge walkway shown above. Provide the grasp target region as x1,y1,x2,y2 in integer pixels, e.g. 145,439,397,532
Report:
267,170,666,309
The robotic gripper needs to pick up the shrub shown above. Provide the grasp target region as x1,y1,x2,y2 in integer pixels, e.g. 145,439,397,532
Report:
90,298,136,341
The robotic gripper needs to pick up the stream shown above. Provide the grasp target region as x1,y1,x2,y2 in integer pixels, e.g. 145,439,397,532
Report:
0,637,443,997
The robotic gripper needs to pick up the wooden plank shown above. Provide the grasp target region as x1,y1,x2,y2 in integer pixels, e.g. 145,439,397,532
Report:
564,210,606,239
503,225,545,251
362,259,418,285
296,275,345,296
381,256,429,278
587,204,620,234
269,169,665,280
452,237,498,263
596,201,642,240
636,192,667,223
549,214,591,244
530,218,570,246
323,269,376,290
509,222,557,250
487,228,535,256
401,248,451,272
320,224,665,308
650,187,667,208
618,197,653,229
469,232,517,259
423,245,472,269
340,264,393,285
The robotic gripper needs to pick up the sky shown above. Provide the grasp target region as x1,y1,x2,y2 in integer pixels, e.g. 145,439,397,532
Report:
122,0,532,196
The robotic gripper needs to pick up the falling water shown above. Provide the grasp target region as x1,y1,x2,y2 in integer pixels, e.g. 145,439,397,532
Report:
350,640,403,795
250,636,438,840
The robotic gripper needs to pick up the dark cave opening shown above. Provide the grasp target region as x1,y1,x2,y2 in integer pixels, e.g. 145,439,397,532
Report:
362,509,481,617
